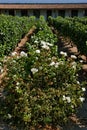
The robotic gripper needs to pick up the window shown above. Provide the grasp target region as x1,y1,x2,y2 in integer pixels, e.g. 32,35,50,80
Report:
58,10,65,17
9,10,15,16
21,10,28,16
47,10,52,17
71,10,78,17
33,10,40,18
3,10,9,15
84,10,87,16
0,10,1,14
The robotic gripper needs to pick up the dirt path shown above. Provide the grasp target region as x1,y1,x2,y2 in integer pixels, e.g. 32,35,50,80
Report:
14,26,36,54
58,35,87,71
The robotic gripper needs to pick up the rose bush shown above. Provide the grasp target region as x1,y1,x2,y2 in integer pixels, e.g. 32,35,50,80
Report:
0,16,86,129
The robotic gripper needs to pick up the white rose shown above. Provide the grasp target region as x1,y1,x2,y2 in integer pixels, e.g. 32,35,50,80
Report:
42,45,50,50
11,52,17,56
8,114,12,119
36,50,40,54
66,97,71,103
79,97,85,102
63,95,71,103
20,51,27,57
49,61,55,66
82,87,86,92
31,68,38,74
60,51,67,57
46,42,53,47
71,55,77,59
55,62,59,68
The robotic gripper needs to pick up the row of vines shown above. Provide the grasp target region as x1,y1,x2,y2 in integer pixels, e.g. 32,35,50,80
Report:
48,16,87,55
0,15,86,129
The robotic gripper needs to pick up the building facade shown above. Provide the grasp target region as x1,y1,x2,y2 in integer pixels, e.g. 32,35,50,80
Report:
0,0,87,19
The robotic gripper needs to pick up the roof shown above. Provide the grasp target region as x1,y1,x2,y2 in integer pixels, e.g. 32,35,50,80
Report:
0,0,87,10
0,0,87,4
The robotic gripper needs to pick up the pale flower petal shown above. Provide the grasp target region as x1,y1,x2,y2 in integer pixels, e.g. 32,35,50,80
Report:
82,87,86,92
55,62,59,68
42,45,50,50
49,61,55,66
8,114,12,119
77,81,80,85
31,68,38,74
71,55,77,59
20,51,27,57
63,95,66,101
36,50,40,54
71,61,77,70
41,41,46,46
46,42,53,46
16,82,20,86
79,60,83,63
41,41,50,50
66,97,71,103
11,52,17,56
79,97,85,102
34,40,38,43
60,51,67,57
63,95,71,103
